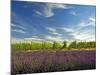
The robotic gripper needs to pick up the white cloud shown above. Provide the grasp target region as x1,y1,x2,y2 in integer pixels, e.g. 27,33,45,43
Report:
24,37,43,41
62,17,95,41
78,21,85,26
88,17,96,26
42,7,54,17
11,37,42,43
11,23,26,34
46,3,74,10
46,27,56,32
62,27,74,32
69,11,77,16
12,29,26,34
78,17,96,27
52,32,61,36
11,23,16,27
70,31,95,41
89,17,95,22
11,37,23,43
46,3,67,9
46,27,61,36
34,6,53,17
68,25,95,41
35,11,42,16
11,23,25,30
45,35,63,41
35,3,73,17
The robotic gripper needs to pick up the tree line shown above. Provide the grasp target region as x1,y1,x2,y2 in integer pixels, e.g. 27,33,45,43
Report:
11,41,96,51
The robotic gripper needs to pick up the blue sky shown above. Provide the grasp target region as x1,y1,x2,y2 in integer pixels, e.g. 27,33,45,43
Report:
11,1,96,42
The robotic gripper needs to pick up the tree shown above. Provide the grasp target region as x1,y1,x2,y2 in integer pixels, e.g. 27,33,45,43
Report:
62,41,67,49
68,41,77,49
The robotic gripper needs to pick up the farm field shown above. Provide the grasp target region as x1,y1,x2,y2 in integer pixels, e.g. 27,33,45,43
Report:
11,50,96,74
11,41,96,74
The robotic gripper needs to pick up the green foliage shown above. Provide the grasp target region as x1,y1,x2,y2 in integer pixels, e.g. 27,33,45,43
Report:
11,41,96,51
68,41,77,49
68,41,96,50
62,41,67,49
52,41,62,49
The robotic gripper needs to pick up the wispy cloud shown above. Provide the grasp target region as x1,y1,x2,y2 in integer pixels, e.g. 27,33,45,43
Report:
62,27,74,32
88,17,96,26
78,17,95,27
47,3,67,9
11,37,43,43
35,3,73,17
24,37,43,41
69,11,77,16
70,31,95,41
11,23,27,34
89,17,95,22
11,37,23,43
51,32,62,36
11,23,25,30
46,27,56,32
46,27,61,36
35,11,43,16
62,17,96,41
45,35,63,41
12,29,26,34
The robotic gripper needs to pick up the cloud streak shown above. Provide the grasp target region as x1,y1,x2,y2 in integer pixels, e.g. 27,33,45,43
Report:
45,35,63,41
35,3,73,17
69,11,77,16
78,17,95,27
11,23,26,30
62,17,96,41
46,27,62,36
12,29,26,34
62,27,74,32
24,37,43,41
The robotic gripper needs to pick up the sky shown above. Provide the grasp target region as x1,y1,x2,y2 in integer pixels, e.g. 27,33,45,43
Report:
11,1,96,42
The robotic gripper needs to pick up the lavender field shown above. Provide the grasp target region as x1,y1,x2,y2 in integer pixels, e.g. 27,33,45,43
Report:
11,50,96,74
